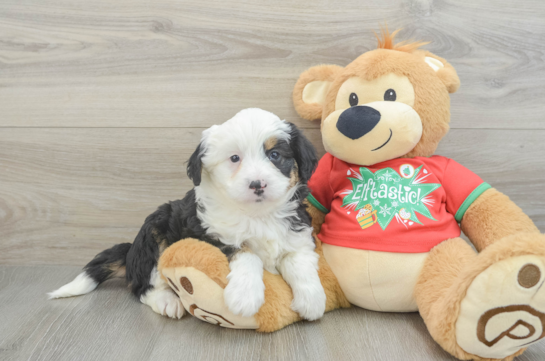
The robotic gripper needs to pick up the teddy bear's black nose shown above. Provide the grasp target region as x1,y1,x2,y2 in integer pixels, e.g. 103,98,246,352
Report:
337,106,381,140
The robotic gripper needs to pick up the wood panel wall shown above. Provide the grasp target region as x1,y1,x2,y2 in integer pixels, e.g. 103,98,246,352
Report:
1,0,544,265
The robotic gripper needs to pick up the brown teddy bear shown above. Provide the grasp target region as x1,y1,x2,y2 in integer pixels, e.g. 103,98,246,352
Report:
159,29,545,361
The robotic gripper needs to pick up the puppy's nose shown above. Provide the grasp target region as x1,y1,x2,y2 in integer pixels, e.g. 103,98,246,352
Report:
249,180,267,195
337,106,381,140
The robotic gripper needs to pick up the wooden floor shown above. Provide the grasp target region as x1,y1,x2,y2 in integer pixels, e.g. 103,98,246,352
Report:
1,266,544,361
1,0,545,359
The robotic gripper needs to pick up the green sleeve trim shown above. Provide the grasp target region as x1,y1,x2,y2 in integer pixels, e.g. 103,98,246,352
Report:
307,194,329,214
455,182,492,222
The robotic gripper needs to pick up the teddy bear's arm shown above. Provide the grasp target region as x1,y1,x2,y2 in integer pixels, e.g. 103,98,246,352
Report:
460,188,539,251
304,200,326,235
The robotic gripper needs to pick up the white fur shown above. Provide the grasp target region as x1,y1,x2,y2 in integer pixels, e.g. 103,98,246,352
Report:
47,272,98,299
140,267,185,319
196,109,314,272
279,250,326,320
224,252,266,317
195,108,326,319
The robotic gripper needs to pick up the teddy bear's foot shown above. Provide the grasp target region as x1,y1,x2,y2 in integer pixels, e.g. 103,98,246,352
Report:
456,254,545,359
161,266,259,329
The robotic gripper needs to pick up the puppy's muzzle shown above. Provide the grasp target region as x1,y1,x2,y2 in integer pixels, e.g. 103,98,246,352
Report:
336,106,381,140
249,180,267,196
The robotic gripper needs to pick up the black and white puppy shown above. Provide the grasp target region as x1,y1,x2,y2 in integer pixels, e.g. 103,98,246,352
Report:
49,108,326,321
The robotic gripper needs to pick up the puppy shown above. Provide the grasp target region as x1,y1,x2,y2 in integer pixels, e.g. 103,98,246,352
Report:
49,108,327,321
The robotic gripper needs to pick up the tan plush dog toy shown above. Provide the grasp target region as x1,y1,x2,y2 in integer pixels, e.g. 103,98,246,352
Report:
158,29,545,361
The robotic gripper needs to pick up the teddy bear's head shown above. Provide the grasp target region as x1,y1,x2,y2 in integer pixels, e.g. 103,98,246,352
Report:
293,29,460,166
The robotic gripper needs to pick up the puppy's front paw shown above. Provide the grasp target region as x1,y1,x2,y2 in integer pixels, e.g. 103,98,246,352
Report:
140,287,185,319
224,273,265,317
291,284,326,321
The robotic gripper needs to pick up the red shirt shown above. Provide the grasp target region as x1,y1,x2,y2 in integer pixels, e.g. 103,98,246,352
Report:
307,154,490,253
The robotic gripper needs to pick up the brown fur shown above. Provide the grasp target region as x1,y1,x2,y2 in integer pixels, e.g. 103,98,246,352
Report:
415,233,545,360
108,261,126,278
158,238,231,288
292,64,343,121
461,188,540,252
314,235,351,311
264,136,277,150
158,236,348,332
288,167,299,188
293,30,459,159
321,48,454,158
374,27,429,53
293,29,542,360
304,200,326,235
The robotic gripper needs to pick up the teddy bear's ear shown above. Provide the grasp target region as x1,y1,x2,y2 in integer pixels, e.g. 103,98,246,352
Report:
293,65,343,121
422,52,460,94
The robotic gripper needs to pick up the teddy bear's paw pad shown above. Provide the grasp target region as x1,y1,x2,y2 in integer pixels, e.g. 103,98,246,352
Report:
161,266,259,329
456,255,545,359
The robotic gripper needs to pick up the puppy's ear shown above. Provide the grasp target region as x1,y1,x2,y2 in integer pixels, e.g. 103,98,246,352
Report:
293,65,343,121
187,142,204,186
288,123,318,184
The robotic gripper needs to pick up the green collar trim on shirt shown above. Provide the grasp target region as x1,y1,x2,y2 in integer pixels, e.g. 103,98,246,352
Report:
455,182,492,222
307,194,330,214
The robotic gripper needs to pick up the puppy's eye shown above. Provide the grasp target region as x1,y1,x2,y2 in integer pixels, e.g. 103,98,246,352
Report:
349,93,358,107
384,89,396,101
230,155,240,163
269,151,280,161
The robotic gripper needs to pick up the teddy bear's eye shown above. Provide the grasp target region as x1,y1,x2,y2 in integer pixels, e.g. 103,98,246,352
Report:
349,93,358,107
384,89,396,101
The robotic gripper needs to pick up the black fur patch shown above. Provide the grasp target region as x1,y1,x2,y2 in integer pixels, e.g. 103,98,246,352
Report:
187,142,204,186
83,122,319,298
287,184,313,233
264,139,296,178
125,189,233,297
83,243,132,284
263,123,317,233
287,123,318,183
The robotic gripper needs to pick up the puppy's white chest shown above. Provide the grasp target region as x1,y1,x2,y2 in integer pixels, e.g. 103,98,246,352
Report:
245,237,283,274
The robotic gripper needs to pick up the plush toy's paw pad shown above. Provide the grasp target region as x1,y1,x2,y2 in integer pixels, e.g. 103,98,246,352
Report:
140,287,185,319
457,255,545,359
161,266,259,329
224,273,265,317
291,284,326,321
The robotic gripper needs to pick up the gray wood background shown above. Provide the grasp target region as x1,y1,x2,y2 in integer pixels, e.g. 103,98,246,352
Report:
1,0,544,360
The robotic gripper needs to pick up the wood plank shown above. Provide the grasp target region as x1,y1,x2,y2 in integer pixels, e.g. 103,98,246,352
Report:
0,127,543,266
1,265,544,360
0,0,544,129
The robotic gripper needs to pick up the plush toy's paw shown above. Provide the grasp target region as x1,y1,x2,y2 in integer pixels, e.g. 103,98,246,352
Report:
291,283,327,321
140,287,185,319
161,266,259,329
456,254,545,359
224,272,265,317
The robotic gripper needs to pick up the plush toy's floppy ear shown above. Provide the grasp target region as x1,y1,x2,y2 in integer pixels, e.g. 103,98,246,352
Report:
288,123,318,183
187,142,204,186
422,52,461,94
293,65,343,121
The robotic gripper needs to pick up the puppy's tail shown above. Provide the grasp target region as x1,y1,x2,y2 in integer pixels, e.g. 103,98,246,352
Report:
48,243,132,299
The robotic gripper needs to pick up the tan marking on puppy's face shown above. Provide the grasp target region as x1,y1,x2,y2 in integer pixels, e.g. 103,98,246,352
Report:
289,165,299,188
264,136,277,151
